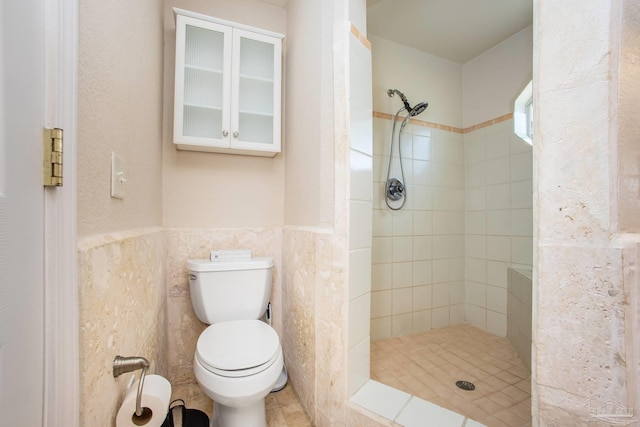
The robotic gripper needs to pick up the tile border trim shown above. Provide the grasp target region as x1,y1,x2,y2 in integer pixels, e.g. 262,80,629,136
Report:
351,24,372,50
373,111,514,134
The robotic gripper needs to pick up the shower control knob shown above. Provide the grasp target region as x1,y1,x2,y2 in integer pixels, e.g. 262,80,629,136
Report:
222,130,229,137
386,178,405,201
233,131,239,138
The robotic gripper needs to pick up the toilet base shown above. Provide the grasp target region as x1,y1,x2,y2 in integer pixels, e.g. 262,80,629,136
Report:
211,398,266,427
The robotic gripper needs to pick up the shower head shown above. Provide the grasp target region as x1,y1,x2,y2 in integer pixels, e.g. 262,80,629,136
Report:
409,101,429,117
387,89,412,111
400,101,429,131
388,89,428,117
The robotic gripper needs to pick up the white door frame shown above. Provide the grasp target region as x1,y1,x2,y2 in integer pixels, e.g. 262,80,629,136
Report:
43,0,79,425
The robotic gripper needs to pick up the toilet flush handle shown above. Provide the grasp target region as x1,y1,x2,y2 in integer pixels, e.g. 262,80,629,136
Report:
266,302,272,326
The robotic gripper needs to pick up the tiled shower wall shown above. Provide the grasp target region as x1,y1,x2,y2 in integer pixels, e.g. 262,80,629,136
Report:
464,119,533,335
371,117,466,340
370,116,533,340
507,267,532,371
347,27,374,397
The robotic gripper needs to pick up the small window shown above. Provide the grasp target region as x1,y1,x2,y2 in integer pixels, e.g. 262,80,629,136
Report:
514,81,533,145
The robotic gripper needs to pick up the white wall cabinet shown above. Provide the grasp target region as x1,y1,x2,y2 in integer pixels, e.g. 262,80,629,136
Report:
173,9,283,157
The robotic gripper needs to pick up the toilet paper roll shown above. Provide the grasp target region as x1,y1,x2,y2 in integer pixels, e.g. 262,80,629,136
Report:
116,374,171,427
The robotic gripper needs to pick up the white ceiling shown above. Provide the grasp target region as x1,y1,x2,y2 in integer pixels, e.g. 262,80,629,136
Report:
257,0,532,63
367,0,532,63
258,0,289,7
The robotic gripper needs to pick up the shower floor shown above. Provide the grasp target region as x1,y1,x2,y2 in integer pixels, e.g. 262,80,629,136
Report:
371,324,531,427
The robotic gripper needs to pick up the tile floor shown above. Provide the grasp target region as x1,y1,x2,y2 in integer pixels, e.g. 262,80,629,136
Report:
371,324,531,427
171,382,311,426
265,384,313,426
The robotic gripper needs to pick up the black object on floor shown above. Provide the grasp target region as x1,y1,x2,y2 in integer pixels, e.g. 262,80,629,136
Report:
455,380,476,391
162,399,209,427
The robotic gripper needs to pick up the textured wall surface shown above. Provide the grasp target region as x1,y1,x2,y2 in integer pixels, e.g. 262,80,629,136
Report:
315,232,350,426
282,228,320,421
534,0,640,423
77,0,163,237
281,226,351,426
78,228,167,426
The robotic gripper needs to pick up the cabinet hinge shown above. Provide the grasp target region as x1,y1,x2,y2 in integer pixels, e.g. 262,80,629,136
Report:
43,128,63,187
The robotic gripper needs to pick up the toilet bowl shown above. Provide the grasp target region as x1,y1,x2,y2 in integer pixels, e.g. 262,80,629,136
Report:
193,319,284,427
188,257,282,427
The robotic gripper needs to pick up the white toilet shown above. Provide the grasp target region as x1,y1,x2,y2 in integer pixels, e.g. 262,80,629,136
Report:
188,257,284,427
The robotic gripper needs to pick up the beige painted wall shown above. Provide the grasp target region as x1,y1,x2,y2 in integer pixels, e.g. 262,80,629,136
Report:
162,0,286,228
462,26,533,128
77,0,164,237
371,35,463,128
284,0,336,227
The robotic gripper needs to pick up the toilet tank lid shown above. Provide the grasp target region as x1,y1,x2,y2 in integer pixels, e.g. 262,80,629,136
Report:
188,257,274,272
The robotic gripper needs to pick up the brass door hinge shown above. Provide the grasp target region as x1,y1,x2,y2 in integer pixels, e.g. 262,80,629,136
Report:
43,128,63,187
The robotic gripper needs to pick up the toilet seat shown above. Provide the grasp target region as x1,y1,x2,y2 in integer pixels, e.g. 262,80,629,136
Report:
196,319,281,378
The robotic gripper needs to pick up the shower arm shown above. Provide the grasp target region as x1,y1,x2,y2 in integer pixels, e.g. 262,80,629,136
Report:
113,355,149,417
387,89,412,112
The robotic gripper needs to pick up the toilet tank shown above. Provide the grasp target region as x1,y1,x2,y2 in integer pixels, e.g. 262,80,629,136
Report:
187,257,273,324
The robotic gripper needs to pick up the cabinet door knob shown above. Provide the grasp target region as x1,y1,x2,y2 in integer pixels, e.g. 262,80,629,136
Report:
233,131,239,138
222,130,229,137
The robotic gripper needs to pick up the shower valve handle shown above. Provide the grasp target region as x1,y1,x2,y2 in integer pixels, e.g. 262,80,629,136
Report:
386,178,405,201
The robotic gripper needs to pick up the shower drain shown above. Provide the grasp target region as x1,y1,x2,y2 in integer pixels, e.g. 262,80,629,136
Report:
455,380,476,391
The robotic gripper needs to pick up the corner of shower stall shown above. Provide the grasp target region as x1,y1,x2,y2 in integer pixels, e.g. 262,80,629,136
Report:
507,267,532,371
371,112,466,341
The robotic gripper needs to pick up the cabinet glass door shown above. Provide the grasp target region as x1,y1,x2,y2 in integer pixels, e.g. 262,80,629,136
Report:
173,11,282,155
175,16,231,143
233,30,281,148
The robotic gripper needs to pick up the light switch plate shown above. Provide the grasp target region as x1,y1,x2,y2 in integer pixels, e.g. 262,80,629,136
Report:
111,152,125,199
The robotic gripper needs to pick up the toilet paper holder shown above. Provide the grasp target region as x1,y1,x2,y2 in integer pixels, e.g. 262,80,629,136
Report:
113,355,150,418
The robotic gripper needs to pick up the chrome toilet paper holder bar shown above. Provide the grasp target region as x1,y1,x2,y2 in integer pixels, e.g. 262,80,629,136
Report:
113,355,149,417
